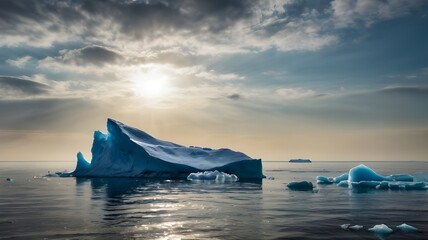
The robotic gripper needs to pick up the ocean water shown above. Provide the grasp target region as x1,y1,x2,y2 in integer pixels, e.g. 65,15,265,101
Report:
0,161,427,240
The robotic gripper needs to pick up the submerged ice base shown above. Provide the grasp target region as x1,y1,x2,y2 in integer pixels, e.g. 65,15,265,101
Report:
72,119,263,179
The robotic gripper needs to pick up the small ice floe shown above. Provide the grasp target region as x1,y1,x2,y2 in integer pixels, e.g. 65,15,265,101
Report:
388,182,400,190
369,224,393,239
340,224,363,231
387,174,414,182
316,176,334,184
340,224,350,230
54,171,72,177
337,180,349,188
333,173,349,183
187,170,238,182
376,181,390,190
349,225,363,230
6,178,14,182
351,181,382,190
396,223,418,233
403,182,425,190
287,181,314,191
317,173,348,184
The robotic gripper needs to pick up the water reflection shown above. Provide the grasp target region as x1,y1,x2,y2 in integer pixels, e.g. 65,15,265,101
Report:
76,178,263,239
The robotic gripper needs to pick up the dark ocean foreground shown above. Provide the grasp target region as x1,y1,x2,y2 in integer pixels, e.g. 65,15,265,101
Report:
0,161,427,239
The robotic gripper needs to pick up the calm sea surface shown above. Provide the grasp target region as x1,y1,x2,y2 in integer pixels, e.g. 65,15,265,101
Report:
0,161,427,240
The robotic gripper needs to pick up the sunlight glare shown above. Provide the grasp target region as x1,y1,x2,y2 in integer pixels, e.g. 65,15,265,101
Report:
131,69,170,99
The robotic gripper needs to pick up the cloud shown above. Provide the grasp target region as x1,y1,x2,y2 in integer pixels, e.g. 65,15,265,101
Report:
0,0,337,54
0,76,51,96
331,0,427,28
380,85,428,95
44,46,122,67
276,87,317,99
6,56,32,68
195,70,245,81
227,93,241,100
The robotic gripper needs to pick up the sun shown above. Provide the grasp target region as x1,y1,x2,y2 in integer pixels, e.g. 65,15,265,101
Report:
130,69,170,99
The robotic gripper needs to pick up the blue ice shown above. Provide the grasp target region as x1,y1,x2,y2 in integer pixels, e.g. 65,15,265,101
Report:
396,223,418,233
72,119,263,179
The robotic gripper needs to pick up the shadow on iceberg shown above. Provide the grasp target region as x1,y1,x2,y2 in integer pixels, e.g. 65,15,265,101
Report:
72,119,264,180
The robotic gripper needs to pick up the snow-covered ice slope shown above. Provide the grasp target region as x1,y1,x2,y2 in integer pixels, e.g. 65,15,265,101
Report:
72,119,263,179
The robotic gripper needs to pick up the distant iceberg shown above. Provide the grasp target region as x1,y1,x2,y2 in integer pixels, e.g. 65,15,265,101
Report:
289,159,311,163
72,119,263,179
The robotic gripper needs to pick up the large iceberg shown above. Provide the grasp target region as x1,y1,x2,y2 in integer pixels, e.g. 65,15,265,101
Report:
72,119,263,179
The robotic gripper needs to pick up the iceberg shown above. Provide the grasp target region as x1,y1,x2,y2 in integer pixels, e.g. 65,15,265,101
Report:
313,164,427,191
187,171,238,182
396,223,418,233
72,119,263,179
287,181,314,191
349,164,392,183
369,224,393,239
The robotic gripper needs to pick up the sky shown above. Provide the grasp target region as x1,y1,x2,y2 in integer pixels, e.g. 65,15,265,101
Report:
1,0,428,162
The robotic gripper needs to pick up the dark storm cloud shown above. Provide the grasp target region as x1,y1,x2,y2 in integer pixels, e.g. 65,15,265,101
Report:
227,93,241,100
60,46,123,66
80,0,255,35
0,0,256,46
0,76,50,95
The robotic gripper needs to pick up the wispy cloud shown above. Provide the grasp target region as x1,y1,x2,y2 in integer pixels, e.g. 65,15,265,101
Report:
0,76,51,97
6,56,32,68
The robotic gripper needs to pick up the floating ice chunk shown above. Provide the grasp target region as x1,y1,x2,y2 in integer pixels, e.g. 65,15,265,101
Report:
349,225,363,230
337,180,349,188
287,181,314,191
333,173,348,183
187,171,238,182
396,223,418,232
404,182,425,190
316,176,333,184
387,174,414,182
349,164,392,183
376,181,390,190
340,224,351,230
351,181,381,189
388,182,400,190
55,171,72,177
340,224,363,230
369,224,393,239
